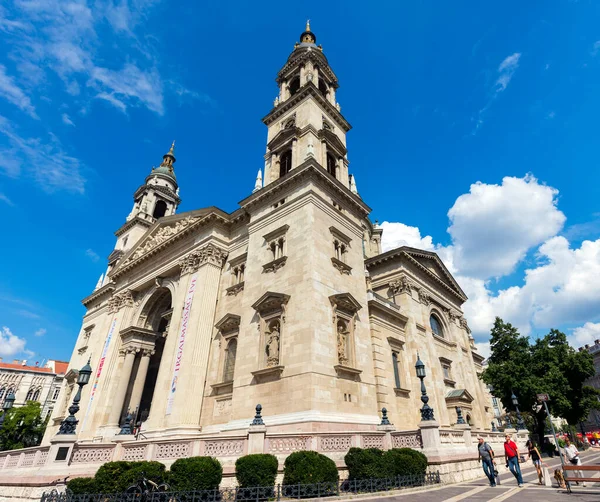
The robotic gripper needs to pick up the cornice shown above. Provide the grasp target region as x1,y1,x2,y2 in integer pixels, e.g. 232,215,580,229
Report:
82,282,115,308
262,83,351,132
278,48,338,85
115,215,153,238
133,184,181,205
239,158,371,217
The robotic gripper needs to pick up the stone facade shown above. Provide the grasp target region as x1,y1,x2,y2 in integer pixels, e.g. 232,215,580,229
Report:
0,24,499,496
579,340,600,431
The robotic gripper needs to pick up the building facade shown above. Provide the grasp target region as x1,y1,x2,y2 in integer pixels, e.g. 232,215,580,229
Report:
43,23,493,446
0,359,68,420
579,340,600,431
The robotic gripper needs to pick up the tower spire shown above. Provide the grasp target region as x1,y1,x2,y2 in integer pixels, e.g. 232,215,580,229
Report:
253,169,263,193
306,19,310,32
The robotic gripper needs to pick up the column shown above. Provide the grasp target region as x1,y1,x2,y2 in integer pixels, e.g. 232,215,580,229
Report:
128,349,153,416
108,348,137,426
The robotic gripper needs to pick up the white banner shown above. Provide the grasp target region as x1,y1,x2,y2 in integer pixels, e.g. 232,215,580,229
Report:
166,273,198,415
81,315,118,430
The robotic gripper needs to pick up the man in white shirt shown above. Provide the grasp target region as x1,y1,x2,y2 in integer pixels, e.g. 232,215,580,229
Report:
563,437,585,487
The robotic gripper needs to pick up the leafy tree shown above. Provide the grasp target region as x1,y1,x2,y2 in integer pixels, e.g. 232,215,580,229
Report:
0,401,47,451
482,317,600,443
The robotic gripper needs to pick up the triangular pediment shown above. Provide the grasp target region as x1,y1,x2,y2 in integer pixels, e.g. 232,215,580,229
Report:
445,388,475,403
252,291,290,314
112,207,230,277
329,292,362,314
215,313,241,334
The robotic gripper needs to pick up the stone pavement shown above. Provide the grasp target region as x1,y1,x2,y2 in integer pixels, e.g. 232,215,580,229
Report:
351,449,600,502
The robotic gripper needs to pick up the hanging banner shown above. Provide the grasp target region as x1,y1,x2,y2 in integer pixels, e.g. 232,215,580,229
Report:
166,273,198,415
81,315,118,430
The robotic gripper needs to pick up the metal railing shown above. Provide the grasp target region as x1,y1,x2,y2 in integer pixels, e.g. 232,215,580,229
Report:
40,471,441,502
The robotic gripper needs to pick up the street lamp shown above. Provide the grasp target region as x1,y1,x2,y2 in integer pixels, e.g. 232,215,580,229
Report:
415,354,435,421
0,391,16,429
511,391,526,430
57,359,92,435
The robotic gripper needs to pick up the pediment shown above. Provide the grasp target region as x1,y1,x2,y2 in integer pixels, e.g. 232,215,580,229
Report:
329,292,362,315
445,388,474,404
215,313,241,334
112,207,230,277
252,291,290,314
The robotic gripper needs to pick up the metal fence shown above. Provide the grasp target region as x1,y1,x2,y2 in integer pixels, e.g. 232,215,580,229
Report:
40,472,441,502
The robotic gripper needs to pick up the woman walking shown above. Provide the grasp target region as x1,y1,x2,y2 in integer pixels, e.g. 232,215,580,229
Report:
526,439,544,484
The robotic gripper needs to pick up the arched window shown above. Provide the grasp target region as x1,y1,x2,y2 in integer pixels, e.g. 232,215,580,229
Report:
430,314,444,338
32,389,41,401
280,150,292,178
466,413,472,426
392,352,401,389
289,76,300,96
0,387,5,400
152,200,167,219
326,153,336,178
222,338,238,382
26,388,34,401
318,78,328,97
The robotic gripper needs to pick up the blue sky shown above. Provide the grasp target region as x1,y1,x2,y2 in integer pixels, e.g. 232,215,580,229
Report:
1,1,600,363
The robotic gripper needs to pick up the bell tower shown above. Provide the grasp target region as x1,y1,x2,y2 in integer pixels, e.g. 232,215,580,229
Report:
100,143,181,284
261,22,353,190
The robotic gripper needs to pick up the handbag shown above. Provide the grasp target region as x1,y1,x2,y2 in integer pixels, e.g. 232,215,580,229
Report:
569,456,579,465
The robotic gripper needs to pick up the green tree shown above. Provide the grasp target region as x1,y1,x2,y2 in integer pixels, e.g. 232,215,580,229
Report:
0,401,47,451
482,318,600,442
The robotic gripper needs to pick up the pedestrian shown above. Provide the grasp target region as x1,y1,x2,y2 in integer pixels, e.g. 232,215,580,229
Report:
563,437,586,487
525,439,545,485
504,433,524,487
477,437,497,487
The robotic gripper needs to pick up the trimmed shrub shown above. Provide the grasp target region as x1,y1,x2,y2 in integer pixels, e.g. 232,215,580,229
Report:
93,460,167,493
117,461,167,492
282,451,339,486
344,448,386,480
235,454,279,488
66,477,97,495
94,461,132,493
169,456,223,491
383,448,428,477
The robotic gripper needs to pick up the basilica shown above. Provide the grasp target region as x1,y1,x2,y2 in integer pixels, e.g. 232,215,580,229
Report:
43,23,493,446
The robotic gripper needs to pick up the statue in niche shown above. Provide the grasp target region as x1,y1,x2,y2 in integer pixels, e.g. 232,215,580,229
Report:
306,138,315,158
266,321,280,367
337,321,349,365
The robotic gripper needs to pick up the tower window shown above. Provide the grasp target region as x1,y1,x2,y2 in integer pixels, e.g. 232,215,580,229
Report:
289,76,300,96
222,338,238,382
326,153,336,178
318,78,328,97
280,150,292,178
430,314,444,338
153,200,167,219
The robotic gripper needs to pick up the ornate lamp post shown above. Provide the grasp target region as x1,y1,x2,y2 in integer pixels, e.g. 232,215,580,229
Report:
415,354,434,421
0,391,16,429
511,391,526,430
57,360,92,435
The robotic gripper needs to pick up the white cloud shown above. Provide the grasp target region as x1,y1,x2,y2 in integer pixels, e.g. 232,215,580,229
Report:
0,326,27,358
61,113,74,126
380,222,436,252
85,248,100,262
495,53,521,92
0,115,87,193
34,328,46,337
380,174,600,347
570,322,600,349
447,174,566,279
0,192,13,205
592,41,600,57
0,64,37,118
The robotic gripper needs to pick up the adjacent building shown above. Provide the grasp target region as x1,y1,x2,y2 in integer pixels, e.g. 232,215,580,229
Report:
579,340,600,431
43,23,494,446
0,359,68,420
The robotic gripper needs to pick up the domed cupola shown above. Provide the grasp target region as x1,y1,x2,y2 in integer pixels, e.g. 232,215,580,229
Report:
147,141,178,186
299,20,316,45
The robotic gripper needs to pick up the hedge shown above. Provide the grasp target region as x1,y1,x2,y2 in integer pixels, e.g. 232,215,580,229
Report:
235,454,279,488
66,477,97,495
344,448,386,480
384,448,427,477
169,456,222,491
282,451,339,486
93,460,166,493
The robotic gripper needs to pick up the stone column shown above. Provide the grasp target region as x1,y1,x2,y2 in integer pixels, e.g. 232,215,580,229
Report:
248,425,267,454
128,349,153,415
108,348,137,426
419,420,442,450
166,244,227,429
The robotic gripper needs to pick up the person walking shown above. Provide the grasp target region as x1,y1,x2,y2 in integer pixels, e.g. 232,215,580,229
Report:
526,439,545,485
477,437,497,487
504,433,524,487
563,437,586,487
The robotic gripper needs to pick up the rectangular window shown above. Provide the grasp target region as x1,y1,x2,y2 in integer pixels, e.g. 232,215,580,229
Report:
392,352,401,389
442,364,451,380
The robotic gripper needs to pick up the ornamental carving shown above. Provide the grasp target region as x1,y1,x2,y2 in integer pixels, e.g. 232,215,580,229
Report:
389,276,412,295
268,436,311,453
36,450,48,466
362,435,384,449
459,316,471,333
154,442,190,460
204,439,244,456
123,445,148,461
213,398,232,418
108,289,135,313
392,433,423,449
21,452,36,467
416,288,432,306
320,436,352,452
128,216,201,263
449,309,461,324
71,447,114,464
179,244,228,274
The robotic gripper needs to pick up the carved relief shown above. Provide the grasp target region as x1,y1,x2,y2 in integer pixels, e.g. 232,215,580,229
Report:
154,442,190,460
320,436,352,452
108,290,135,313
204,439,244,456
71,447,114,464
179,244,228,274
268,436,311,453
389,276,413,295
213,398,232,418
392,432,423,449
416,287,432,306
128,216,201,263
337,320,349,366
459,316,471,333
123,445,148,461
362,435,384,449
449,309,461,324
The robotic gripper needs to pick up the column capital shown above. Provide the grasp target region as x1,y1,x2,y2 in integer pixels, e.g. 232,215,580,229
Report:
108,289,135,313
179,243,228,274
141,349,155,358
119,346,139,357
